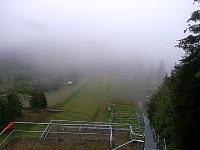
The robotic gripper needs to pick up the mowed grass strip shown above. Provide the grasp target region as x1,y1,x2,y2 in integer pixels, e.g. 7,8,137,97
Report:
45,78,89,108
47,75,140,122
48,75,111,121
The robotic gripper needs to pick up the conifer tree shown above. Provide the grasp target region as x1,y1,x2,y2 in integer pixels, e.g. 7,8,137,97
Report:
30,89,47,110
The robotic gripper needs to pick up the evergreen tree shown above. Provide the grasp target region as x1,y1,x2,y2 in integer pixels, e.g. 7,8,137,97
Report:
146,63,156,94
0,97,8,124
174,1,200,148
7,92,22,120
39,91,47,109
29,89,47,110
155,60,165,87
148,1,200,149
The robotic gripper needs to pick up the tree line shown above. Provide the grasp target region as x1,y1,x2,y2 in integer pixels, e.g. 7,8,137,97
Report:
0,50,81,92
0,51,81,128
0,82,47,126
148,1,200,149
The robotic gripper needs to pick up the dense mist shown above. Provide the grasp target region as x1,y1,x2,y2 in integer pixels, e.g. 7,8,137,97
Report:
0,0,198,78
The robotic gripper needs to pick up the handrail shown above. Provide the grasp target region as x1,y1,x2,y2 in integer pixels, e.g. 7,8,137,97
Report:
0,120,146,149
0,131,13,146
112,139,144,150
40,120,52,138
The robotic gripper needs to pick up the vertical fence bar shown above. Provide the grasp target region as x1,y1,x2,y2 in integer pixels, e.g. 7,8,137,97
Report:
137,141,140,150
157,135,159,149
129,125,133,139
164,138,167,150
110,125,113,148
12,130,15,139
79,125,81,132
139,121,141,130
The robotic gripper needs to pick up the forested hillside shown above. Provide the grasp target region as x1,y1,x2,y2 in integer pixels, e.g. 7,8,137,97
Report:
0,51,82,128
148,1,200,149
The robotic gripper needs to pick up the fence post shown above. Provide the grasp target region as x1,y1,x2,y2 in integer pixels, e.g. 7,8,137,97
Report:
110,125,113,148
137,141,140,150
58,125,60,135
129,125,133,139
79,125,81,132
164,138,167,150
143,137,145,150
139,121,140,130
154,129,157,142
157,135,159,149
12,130,15,139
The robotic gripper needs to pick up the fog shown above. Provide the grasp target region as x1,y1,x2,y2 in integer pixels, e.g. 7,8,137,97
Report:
0,0,198,75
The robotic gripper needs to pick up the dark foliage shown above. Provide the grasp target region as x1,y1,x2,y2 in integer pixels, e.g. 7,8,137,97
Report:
148,1,200,149
29,89,47,110
6,93,22,122
0,97,8,124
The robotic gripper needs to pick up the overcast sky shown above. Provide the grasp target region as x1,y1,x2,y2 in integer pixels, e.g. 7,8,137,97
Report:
0,0,198,73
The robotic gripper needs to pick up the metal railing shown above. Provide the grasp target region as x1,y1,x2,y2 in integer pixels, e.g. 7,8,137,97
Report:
0,119,146,149
150,123,167,150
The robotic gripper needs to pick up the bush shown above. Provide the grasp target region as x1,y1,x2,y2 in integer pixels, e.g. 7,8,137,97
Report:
29,89,47,110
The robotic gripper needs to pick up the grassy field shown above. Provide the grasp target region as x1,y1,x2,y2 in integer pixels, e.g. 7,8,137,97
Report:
13,74,141,131
1,74,145,149
46,74,141,122
47,75,110,121
45,77,90,108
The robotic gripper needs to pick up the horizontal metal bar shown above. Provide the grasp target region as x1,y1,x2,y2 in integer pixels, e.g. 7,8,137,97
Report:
13,122,111,127
14,130,110,135
51,120,119,125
